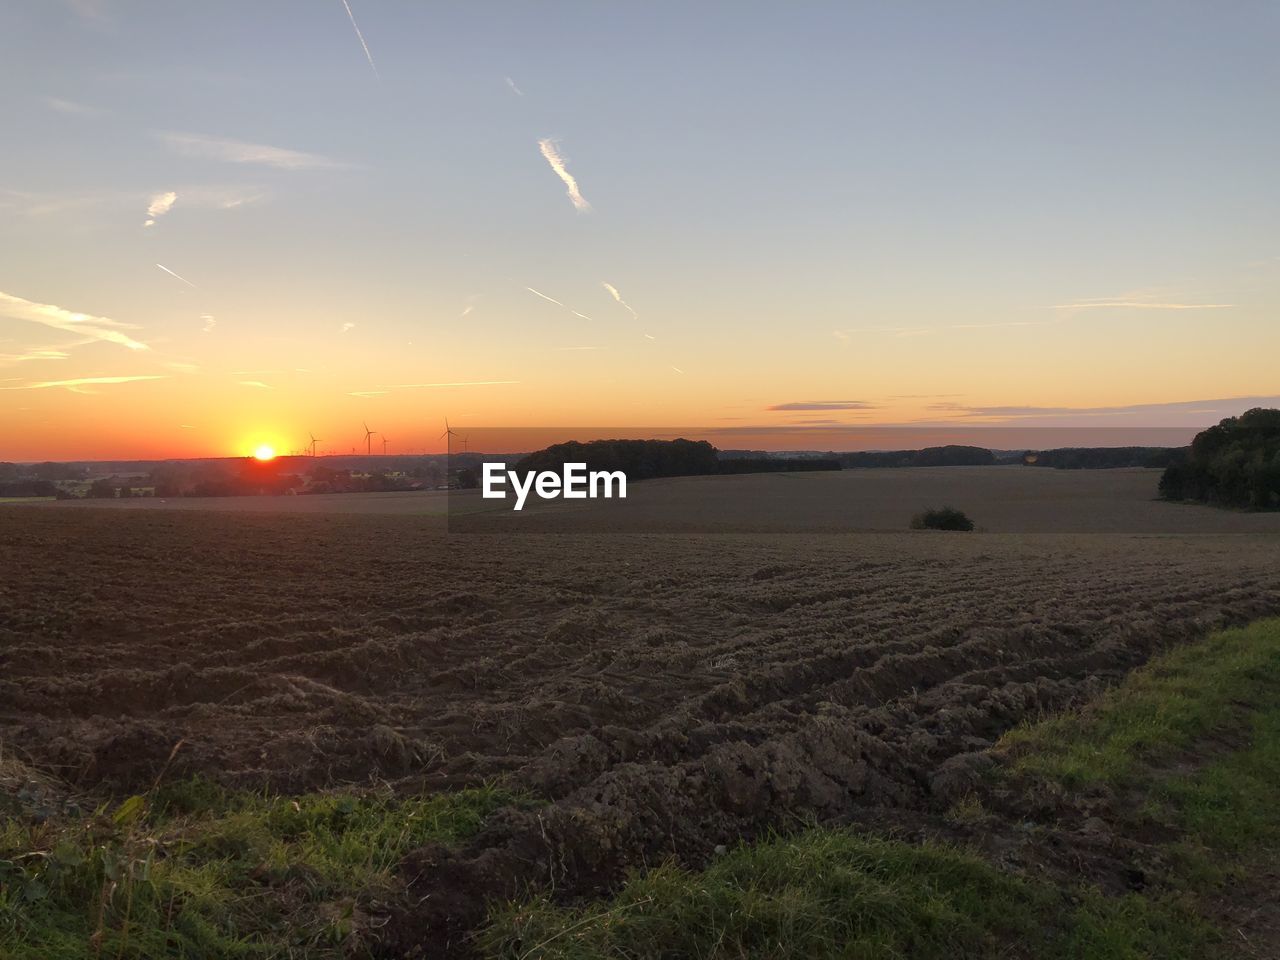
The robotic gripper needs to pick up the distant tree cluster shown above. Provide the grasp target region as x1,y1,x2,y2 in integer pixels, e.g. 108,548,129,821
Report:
515,439,722,480
512,439,841,481
837,445,995,469
717,458,840,474
1159,408,1280,511
1023,447,1183,470
0,479,57,498
0,462,89,497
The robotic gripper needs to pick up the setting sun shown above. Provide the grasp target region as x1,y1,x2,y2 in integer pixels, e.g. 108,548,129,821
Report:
253,445,276,461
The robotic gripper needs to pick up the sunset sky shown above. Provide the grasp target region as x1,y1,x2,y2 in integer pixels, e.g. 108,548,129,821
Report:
2,1,1278,460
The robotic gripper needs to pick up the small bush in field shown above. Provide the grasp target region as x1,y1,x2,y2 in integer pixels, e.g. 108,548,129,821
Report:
911,506,975,531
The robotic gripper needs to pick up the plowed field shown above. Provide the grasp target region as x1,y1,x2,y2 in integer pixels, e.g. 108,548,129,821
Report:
3,469,1279,952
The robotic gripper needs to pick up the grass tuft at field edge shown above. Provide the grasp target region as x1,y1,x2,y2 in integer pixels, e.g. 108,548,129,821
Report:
0,778,528,959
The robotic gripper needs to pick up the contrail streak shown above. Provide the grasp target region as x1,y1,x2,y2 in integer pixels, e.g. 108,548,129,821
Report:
339,0,380,81
524,286,594,321
156,263,197,288
537,139,590,212
602,281,639,319
525,286,565,307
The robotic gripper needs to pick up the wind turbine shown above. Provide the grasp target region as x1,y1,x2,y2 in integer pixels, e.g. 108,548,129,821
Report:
440,418,459,456
309,432,322,457
362,421,376,456
382,436,390,455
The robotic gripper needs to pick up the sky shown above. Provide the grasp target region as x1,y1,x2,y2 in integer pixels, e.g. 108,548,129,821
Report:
2,0,1278,460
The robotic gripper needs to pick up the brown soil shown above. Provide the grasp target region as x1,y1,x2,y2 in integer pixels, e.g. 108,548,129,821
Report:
2,474,1279,955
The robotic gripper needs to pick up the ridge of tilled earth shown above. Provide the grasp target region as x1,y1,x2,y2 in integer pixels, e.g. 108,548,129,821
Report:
378,587,1280,957
2,510,1279,957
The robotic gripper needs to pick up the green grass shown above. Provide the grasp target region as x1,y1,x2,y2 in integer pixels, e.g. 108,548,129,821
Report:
481,830,1209,960
0,777,527,959
481,617,1280,960
997,617,1280,790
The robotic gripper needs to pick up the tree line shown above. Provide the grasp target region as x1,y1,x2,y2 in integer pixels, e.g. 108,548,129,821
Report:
1025,447,1182,469
513,439,839,480
1159,408,1280,510
835,445,995,469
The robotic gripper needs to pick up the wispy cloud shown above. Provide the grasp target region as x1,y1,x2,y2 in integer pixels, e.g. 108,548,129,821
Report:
0,346,74,367
200,314,216,333
143,190,177,226
176,185,265,210
671,365,685,374
0,290,148,351
505,76,524,97
537,139,591,212
602,281,639,319
768,400,877,412
156,263,198,288
382,380,520,389
340,322,356,333
45,96,103,116
2,375,166,394
3,185,261,222
928,395,1280,423
159,132,347,170
338,0,380,81
1052,298,1234,311
238,380,273,389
